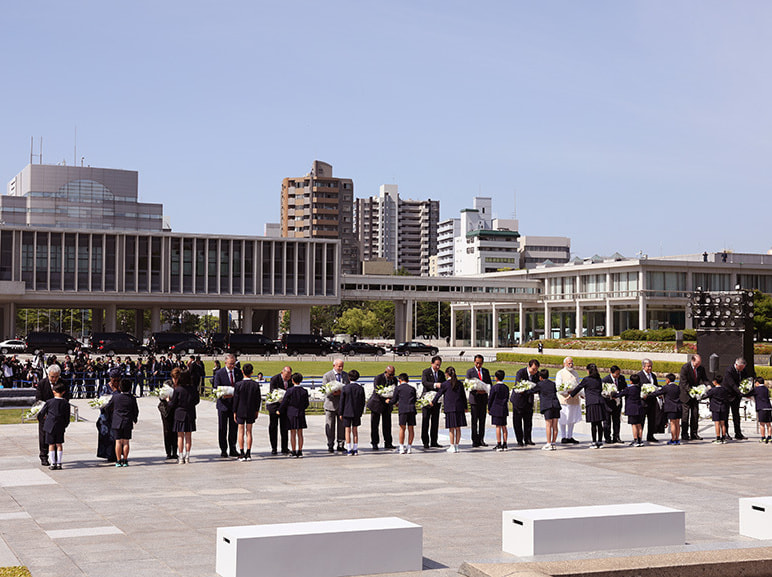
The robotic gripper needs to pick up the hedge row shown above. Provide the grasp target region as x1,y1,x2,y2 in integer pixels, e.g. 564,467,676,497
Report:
496,352,772,380
619,328,697,341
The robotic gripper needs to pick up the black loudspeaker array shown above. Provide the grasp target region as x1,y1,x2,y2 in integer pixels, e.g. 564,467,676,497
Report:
686,288,754,331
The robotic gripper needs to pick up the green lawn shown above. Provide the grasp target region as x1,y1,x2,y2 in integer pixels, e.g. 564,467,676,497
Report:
0,568,31,577
0,409,32,425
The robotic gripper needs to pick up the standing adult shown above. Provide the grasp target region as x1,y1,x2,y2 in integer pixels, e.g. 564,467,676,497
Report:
267,366,292,455
638,358,662,443
232,363,261,461
512,359,539,446
602,365,626,444
420,356,444,449
723,357,750,440
35,364,68,466
168,369,199,463
367,365,397,451
555,357,581,444
466,354,491,448
212,354,242,458
322,358,349,453
679,354,708,441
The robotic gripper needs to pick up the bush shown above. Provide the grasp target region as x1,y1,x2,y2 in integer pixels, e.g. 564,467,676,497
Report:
619,329,696,342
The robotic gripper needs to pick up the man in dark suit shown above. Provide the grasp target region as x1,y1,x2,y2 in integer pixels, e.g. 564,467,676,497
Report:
466,355,491,447
602,365,626,443
213,353,242,458
512,360,539,446
267,366,292,455
679,354,708,440
420,356,444,449
723,357,750,440
367,365,396,450
638,358,662,442
35,364,69,466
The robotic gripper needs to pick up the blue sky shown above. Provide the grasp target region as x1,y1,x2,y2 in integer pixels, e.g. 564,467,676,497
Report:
2,1,771,259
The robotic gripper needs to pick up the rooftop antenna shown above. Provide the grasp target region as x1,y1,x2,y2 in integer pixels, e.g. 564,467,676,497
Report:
30,136,43,165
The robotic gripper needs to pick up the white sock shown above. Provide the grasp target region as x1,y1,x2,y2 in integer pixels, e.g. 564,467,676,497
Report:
353,443,358,451
48,450,55,464
56,450,62,464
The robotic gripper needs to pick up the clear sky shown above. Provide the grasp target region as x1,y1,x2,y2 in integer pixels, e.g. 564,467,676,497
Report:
2,1,771,259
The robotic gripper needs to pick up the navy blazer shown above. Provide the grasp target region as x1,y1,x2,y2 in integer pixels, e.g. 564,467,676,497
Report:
679,362,709,403
570,376,604,406
527,379,562,413
616,384,644,416
106,391,139,429
391,383,417,414
340,382,366,418
706,385,729,413
487,382,510,417
434,380,468,414
213,366,243,412
746,385,772,412
421,367,444,397
233,378,262,420
168,384,200,423
367,372,396,413
465,366,491,405
40,397,70,435
266,373,289,412
651,382,682,414
511,367,537,412
723,366,750,402
279,385,309,419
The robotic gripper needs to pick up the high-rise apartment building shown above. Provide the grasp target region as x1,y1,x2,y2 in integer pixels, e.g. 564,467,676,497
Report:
436,218,460,276
4,163,165,231
356,184,439,276
281,160,359,274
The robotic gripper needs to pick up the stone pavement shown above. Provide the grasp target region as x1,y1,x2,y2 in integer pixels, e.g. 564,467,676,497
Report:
0,396,771,577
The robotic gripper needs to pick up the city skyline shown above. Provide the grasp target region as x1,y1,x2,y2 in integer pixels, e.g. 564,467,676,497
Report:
2,2,771,259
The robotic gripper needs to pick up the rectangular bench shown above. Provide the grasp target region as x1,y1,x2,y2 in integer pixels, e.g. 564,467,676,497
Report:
739,496,772,539
502,502,684,557
216,516,422,577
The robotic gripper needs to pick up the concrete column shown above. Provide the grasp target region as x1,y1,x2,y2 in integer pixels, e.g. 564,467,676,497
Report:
575,302,583,338
606,299,614,337
92,308,104,333
134,308,144,339
151,307,161,333
518,302,525,344
470,303,476,348
638,295,647,330
290,305,311,334
450,305,457,346
559,311,566,338
395,301,408,344
242,307,253,333
5,303,15,339
492,303,498,348
544,301,551,340
405,299,414,342
219,310,229,333
105,304,117,332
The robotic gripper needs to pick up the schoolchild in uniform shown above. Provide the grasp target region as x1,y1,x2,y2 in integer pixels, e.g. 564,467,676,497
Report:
106,378,139,467
278,373,309,458
340,369,366,455
569,363,606,449
527,369,562,450
432,367,468,453
616,373,645,446
39,382,70,470
157,379,177,460
232,363,262,461
390,373,418,454
651,373,683,445
746,377,772,443
168,369,199,464
487,370,510,451
705,375,729,444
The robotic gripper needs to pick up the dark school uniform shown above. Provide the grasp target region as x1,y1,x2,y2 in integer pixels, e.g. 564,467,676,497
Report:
392,382,418,427
570,376,606,423
39,397,70,445
651,382,682,421
233,378,262,425
106,391,139,440
168,384,200,432
746,385,772,423
616,384,644,424
434,380,468,429
527,379,562,420
340,381,366,428
511,368,538,444
705,385,729,421
487,382,510,426
279,385,310,430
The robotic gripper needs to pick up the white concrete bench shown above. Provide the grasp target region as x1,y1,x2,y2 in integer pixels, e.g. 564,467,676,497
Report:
502,502,684,557
216,516,422,577
740,496,772,539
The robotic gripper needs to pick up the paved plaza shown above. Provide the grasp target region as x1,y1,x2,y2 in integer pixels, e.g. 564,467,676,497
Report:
0,395,771,577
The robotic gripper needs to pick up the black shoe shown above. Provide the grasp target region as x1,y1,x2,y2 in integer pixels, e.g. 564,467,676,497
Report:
230,450,240,457
691,435,702,441
384,445,397,450
281,449,290,455
560,438,570,444
271,449,278,455
336,445,346,452
480,441,488,447
612,437,623,444
681,435,690,441
328,447,334,454
371,445,379,451
736,434,747,440
166,454,175,460
423,444,431,450
525,441,536,446
430,443,443,448
568,438,580,444
472,443,481,448
647,437,659,443
41,460,50,467
517,442,525,447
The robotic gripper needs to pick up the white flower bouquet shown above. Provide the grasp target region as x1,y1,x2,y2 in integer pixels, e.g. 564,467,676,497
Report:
688,384,707,400
320,380,343,395
89,395,112,409
24,401,44,420
463,378,489,393
556,381,574,394
601,382,617,398
511,380,533,393
266,389,285,404
640,383,656,398
739,378,755,395
157,384,174,401
376,385,395,398
214,386,235,399
416,392,437,410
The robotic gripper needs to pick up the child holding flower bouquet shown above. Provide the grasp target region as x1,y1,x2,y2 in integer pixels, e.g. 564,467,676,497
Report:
279,373,309,458
527,369,562,450
745,377,772,443
487,370,509,451
433,367,468,453
651,373,682,445
340,369,366,455
705,375,729,444
390,373,418,454
615,373,644,447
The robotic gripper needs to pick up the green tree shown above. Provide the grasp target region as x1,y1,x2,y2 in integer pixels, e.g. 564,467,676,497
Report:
365,301,395,338
334,308,382,337
753,291,772,340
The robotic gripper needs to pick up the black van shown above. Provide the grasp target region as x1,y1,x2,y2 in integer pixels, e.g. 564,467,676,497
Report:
280,334,333,356
227,334,278,356
149,332,199,354
26,332,83,354
91,332,147,356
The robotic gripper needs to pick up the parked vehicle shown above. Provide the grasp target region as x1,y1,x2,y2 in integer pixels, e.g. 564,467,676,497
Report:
25,332,84,355
339,341,386,356
391,341,439,356
208,332,229,354
91,332,148,356
227,333,278,356
168,338,209,355
280,334,333,356
149,332,199,354
0,339,26,355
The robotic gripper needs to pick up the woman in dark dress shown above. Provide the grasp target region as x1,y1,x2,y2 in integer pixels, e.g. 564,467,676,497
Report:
651,373,683,445
616,373,645,446
746,377,772,443
569,363,606,448
167,368,199,463
432,367,468,453
278,373,310,458
526,369,562,450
